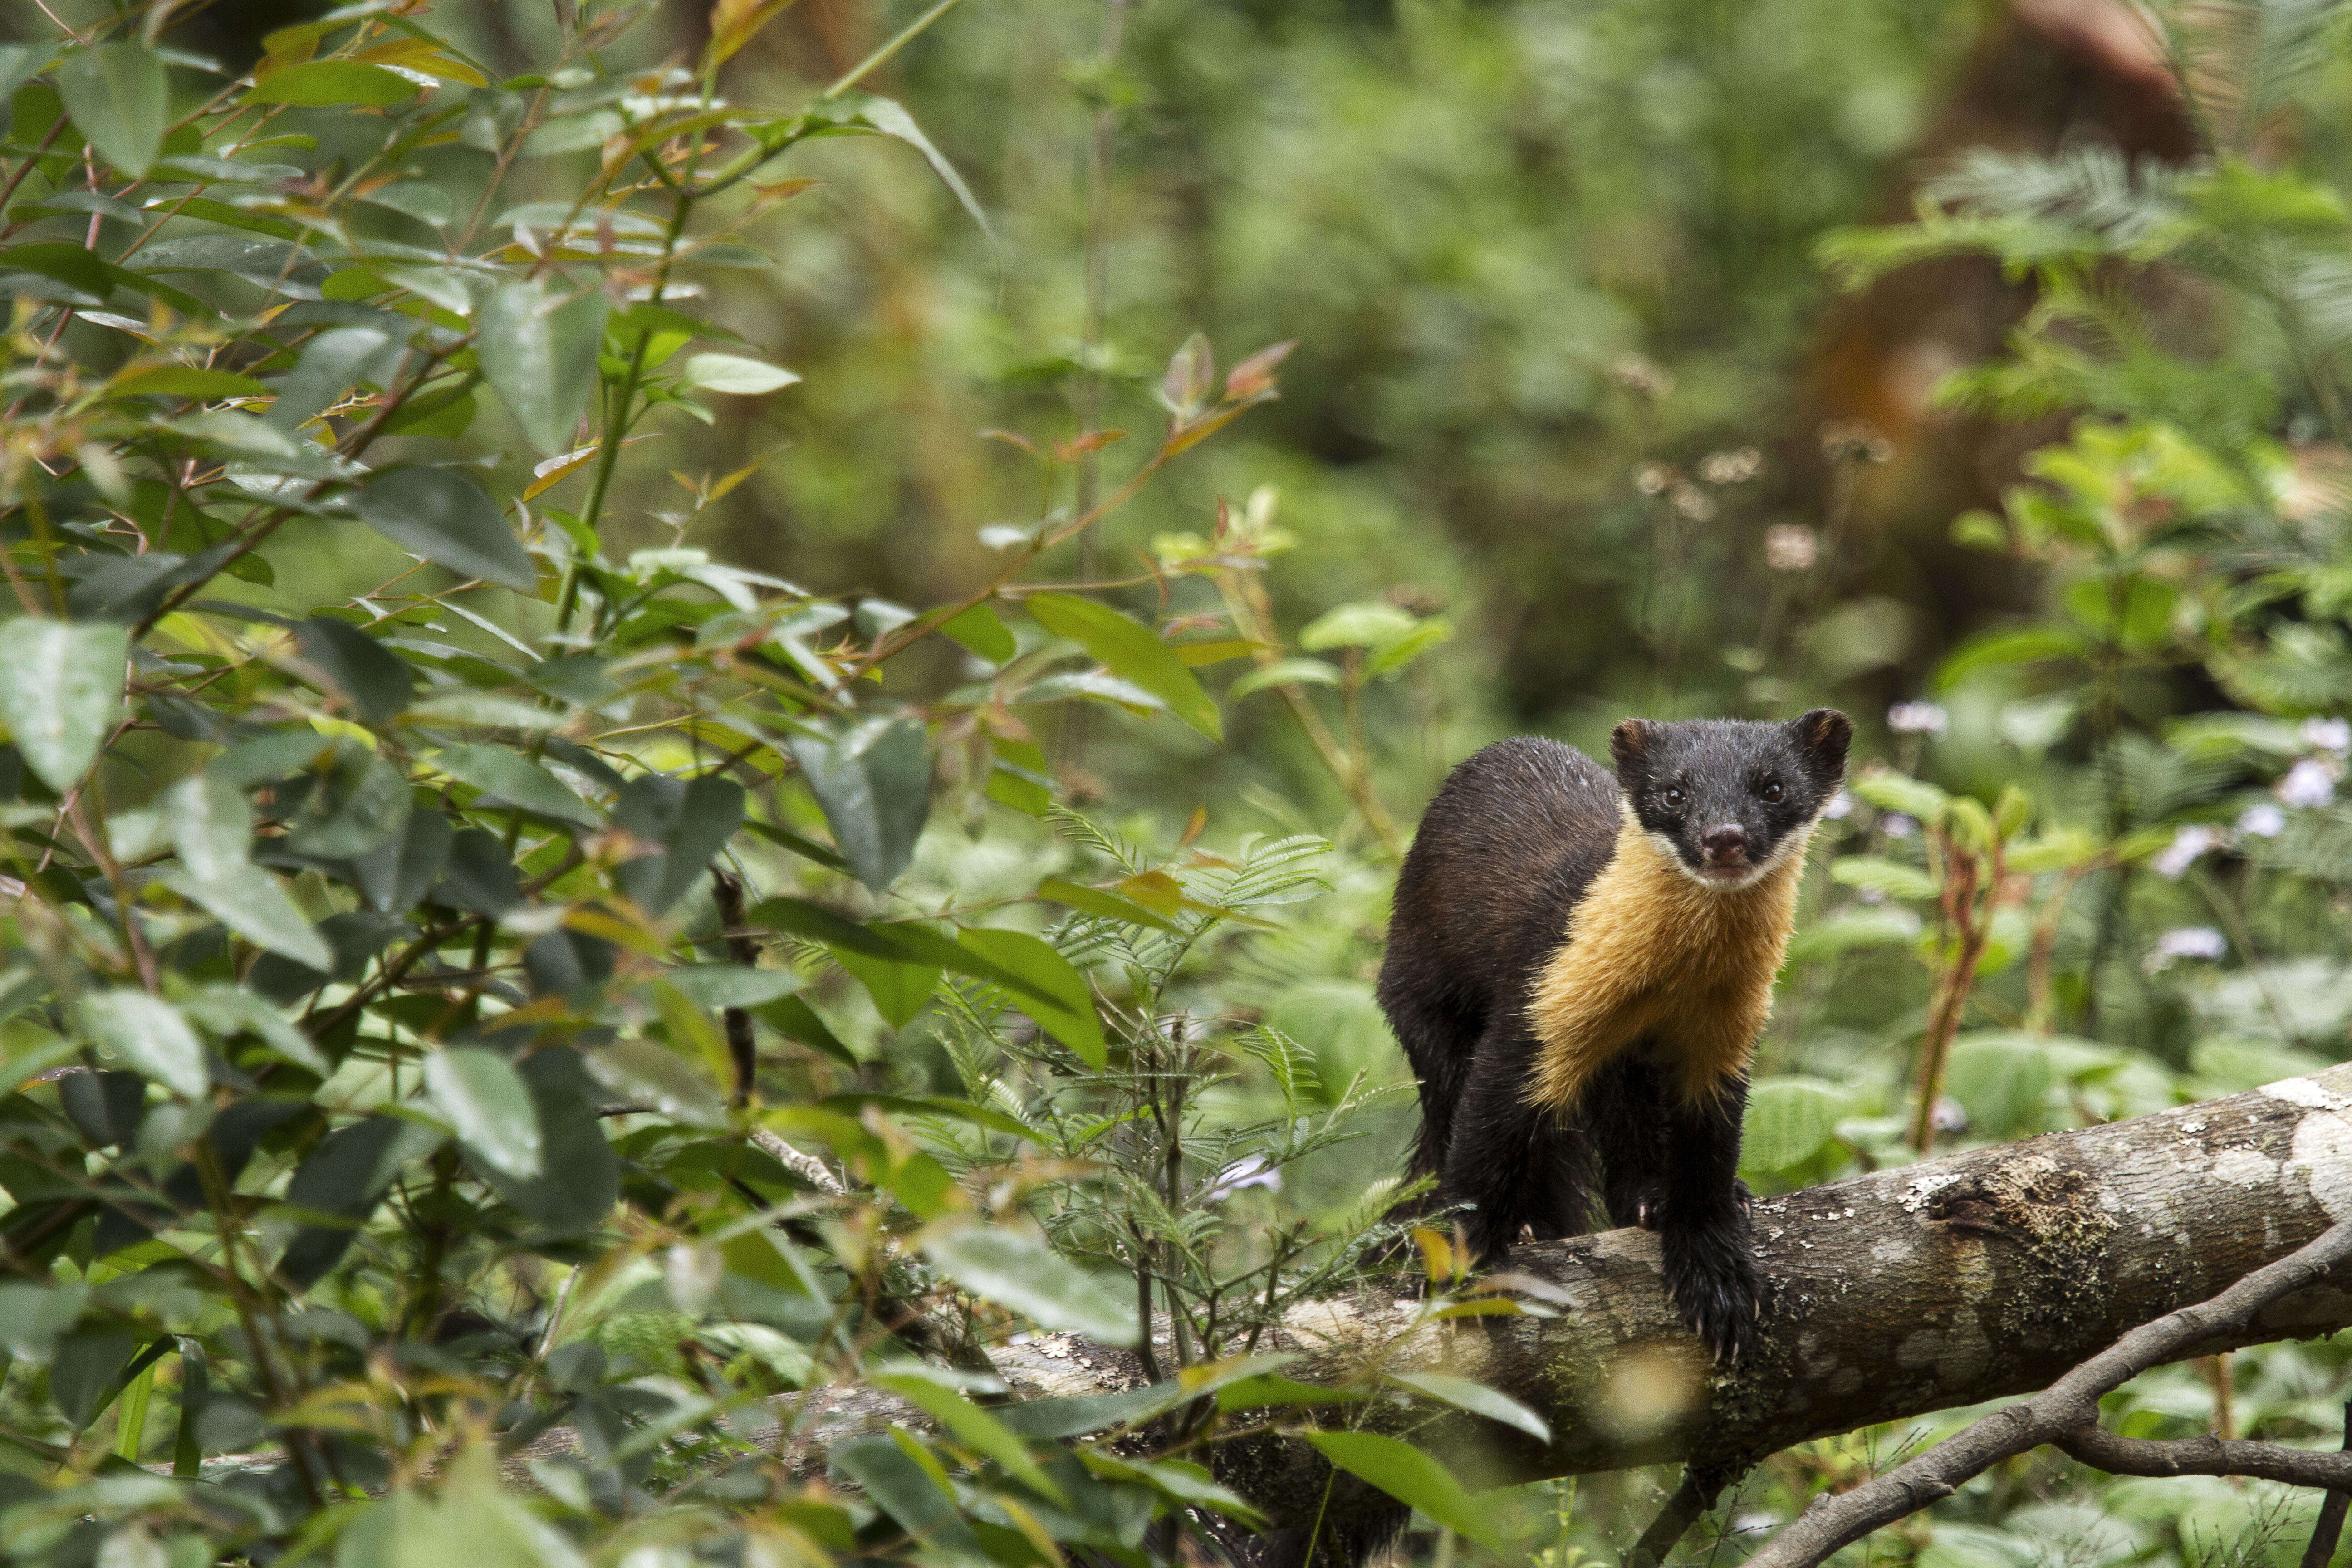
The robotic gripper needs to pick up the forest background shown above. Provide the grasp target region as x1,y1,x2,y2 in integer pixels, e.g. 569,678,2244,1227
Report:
5,0,2352,1565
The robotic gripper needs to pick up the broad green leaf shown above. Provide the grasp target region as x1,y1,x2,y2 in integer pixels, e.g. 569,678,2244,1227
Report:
1230,657,1343,698
294,617,413,722
1365,616,1453,677
476,278,608,455
679,352,799,394
178,985,328,1074
266,325,404,432
939,603,1015,662
423,1048,542,1180
1028,593,1221,740
788,716,932,893
923,1226,1140,1346
1849,770,1950,822
1828,856,1938,902
1037,877,1182,933
957,926,1104,1066
111,367,270,400
434,744,599,828
57,44,167,178
245,60,421,108
612,773,745,913
163,774,333,970
581,1038,727,1129
480,1051,617,1230
1214,1373,1367,1411
1945,1034,2057,1136
1300,1430,1506,1550
351,467,537,591
1298,601,1417,652
835,950,939,1029
83,990,209,1099
0,618,126,791
1740,1076,1850,1172
1386,1372,1551,1442
871,1372,1066,1504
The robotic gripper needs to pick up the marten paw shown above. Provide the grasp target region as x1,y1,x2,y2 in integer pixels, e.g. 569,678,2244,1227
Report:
1661,1220,1762,1365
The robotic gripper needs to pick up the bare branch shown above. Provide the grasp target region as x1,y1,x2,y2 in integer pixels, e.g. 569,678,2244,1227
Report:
1742,1221,2352,1568
2054,1424,2352,1489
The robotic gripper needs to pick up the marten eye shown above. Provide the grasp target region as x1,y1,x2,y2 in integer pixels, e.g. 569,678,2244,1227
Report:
1760,780,1784,804
1661,786,1686,810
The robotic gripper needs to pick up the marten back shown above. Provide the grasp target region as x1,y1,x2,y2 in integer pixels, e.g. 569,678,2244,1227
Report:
1375,736,1619,1176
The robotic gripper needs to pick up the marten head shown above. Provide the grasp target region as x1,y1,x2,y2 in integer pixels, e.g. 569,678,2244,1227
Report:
1609,710,1852,889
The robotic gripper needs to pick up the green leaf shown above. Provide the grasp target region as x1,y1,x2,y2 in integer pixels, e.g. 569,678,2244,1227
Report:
1850,770,1950,822
1385,1372,1551,1442
83,990,209,1099
1828,855,1938,902
0,618,125,792
245,60,422,107
581,1038,727,1129
423,1048,542,1180
1027,593,1221,740
956,927,1104,1067
678,352,799,394
1740,1077,1850,1172
1229,657,1343,698
1300,1431,1507,1550
434,744,599,828
111,367,270,401
164,773,333,970
477,277,609,455
57,44,167,179
1364,616,1453,678
835,950,939,1029
1037,877,1183,933
294,617,414,722
479,1051,617,1230
178,984,329,1074
836,94,995,248
1299,601,1417,652
923,1226,1140,1346
871,1372,1066,1504
612,773,744,914
350,467,537,591
939,603,1016,663
1213,1373,1367,1411
788,716,932,893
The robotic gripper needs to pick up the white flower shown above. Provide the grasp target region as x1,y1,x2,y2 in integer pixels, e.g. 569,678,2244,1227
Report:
2146,926,2228,972
1882,812,1918,839
2280,758,2338,809
2303,717,2352,756
1763,524,1818,573
2153,824,2221,880
1821,789,1855,821
1699,448,1763,485
2238,802,2286,838
1205,1156,1282,1201
1887,701,1948,737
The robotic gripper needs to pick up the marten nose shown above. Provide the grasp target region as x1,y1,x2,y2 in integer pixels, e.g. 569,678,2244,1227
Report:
1701,824,1747,862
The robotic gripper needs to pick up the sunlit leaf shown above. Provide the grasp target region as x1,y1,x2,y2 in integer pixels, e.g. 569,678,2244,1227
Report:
0,618,126,791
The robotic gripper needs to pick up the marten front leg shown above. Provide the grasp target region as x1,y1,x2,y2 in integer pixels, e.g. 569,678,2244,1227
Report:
1442,1021,1589,1261
1652,1075,1761,1363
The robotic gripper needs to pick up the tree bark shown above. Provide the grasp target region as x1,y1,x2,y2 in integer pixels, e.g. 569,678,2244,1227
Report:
637,1066,2352,1547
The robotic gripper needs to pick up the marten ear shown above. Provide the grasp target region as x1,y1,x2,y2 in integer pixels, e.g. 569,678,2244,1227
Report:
1788,708,1852,786
1609,719,1656,781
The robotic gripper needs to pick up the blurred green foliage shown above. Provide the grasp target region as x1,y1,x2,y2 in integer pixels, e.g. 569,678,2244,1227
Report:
9,0,2352,1565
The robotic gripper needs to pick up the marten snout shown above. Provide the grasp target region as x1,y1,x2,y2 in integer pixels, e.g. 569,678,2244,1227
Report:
1700,823,1749,869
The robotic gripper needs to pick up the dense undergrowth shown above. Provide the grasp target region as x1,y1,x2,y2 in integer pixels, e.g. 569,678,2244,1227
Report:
5,1,2352,1567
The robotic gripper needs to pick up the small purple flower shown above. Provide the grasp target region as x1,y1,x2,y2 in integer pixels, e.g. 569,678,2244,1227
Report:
2146,926,2228,973
1882,812,1919,840
2153,824,2221,880
1887,702,1949,737
1929,1097,1969,1135
2303,717,2352,756
2280,758,2338,810
1205,1156,1282,1201
1821,789,1855,821
2238,802,2286,839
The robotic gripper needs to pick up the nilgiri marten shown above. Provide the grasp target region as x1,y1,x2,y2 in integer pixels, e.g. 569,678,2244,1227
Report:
1376,710,1850,1361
